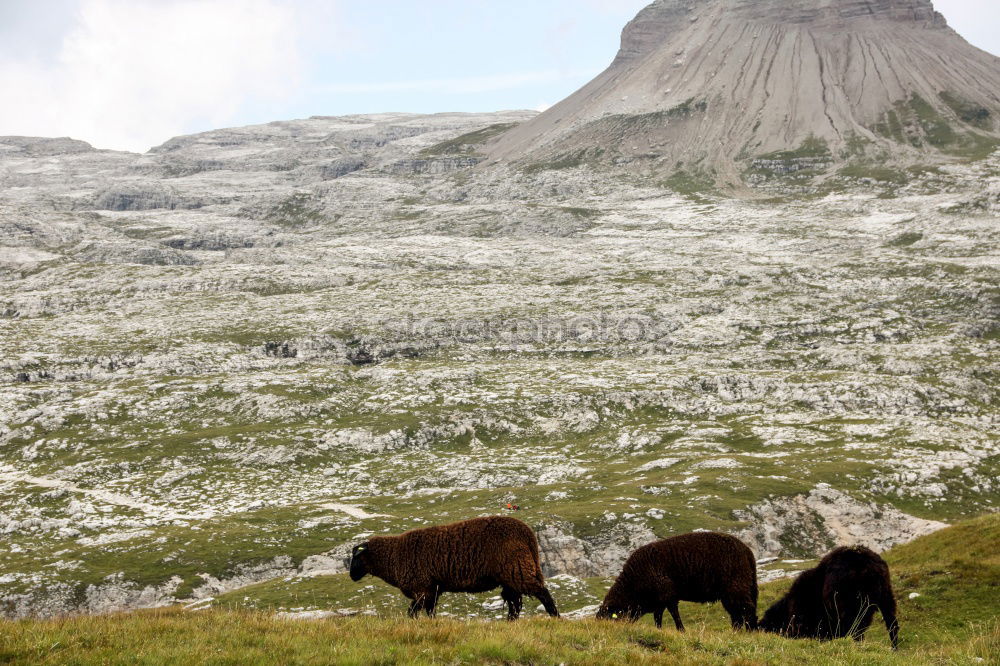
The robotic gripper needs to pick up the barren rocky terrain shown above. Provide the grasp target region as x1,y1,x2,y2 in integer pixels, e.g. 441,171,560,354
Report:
1,106,997,618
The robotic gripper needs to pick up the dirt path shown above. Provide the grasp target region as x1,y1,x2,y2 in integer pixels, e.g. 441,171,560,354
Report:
320,503,390,519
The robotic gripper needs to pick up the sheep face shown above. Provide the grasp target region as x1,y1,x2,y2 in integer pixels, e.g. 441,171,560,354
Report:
597,581,641,622
596,602,641,623
349,542,370,582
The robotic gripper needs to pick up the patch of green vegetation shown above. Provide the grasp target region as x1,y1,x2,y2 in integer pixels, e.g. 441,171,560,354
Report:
839,132,874,160
215,572,603,619
874,109,908,144
115,225,177,241
873,94,1000,160
886,232,924,248
938,92,993,131
524,204,603,220
192,325,301,347
419,123,518,158
0,505,379,602
599,100,710,136
948,133,1000,161
743,136,835,189
522,148,604,174
557,207,602,220
755,135,832,162
266,193,324,228
908,94,960,147
660,169,718,200
5,609,972,666
665,98,709,119
885,514,1000,642
391,209,424,221
837,164,908,185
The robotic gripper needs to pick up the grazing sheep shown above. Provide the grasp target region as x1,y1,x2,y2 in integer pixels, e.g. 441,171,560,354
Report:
349,516,559,619
760,545,899,649
597,532,758,631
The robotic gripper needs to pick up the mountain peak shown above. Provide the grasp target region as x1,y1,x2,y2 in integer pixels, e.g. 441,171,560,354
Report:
617,0,949,63
488,0,998,191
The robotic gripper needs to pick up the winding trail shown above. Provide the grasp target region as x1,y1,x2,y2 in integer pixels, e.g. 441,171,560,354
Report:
320,503,391,520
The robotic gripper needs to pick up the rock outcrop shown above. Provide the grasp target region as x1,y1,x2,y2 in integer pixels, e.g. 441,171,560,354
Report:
735,484,948,558
0,136,96,156
536,522,658,578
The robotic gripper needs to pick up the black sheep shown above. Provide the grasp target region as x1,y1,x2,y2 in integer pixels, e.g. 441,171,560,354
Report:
349,516,559,619
760,545,900,649
597,531,758,630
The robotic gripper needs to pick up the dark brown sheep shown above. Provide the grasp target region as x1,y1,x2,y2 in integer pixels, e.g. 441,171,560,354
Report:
349,516,559,619
597,531,758,631
760,545,899,649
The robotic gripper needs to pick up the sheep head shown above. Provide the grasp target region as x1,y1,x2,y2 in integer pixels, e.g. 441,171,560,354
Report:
596,585,641,623
596,603,641,622
349,542,371,582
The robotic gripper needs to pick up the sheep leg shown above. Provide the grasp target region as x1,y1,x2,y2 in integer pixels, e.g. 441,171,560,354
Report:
501,585,523,621
652,576,681,631
666,601,684,632
653,608,665,629
423,587,440,618
877,589,900,650
882,608,900,651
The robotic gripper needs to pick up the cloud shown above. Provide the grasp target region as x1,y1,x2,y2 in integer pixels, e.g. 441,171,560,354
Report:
0,0,305,152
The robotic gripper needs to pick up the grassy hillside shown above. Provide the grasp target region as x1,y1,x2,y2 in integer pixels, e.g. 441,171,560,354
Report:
0,515,996,665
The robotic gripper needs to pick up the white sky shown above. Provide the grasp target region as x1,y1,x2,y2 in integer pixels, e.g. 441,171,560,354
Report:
0,0,996,153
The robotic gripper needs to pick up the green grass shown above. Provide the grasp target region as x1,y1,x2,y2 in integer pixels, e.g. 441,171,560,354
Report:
591,102,710,138
266,193,325,228
660,169,719,199
837,165,908,185
871,94,1000,160
522,149,603,174
755,136,832,163
885,232,924,248
8,611,987,666
661,98,709,120
938,92,993,132
420,124,518,158
883,513,1000,641
874,109,908,145
907,94,960,148
743,136,834,188
1,515,997,664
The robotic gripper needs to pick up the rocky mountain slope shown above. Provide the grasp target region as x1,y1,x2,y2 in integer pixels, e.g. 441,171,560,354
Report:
1,105,997,617
487,0,1000,189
